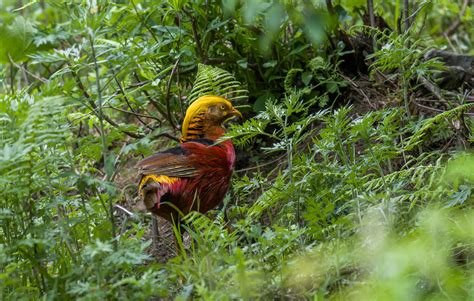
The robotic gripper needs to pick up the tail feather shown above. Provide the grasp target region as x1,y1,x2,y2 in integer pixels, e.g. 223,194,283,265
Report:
139,175,179,210
141,181,161,210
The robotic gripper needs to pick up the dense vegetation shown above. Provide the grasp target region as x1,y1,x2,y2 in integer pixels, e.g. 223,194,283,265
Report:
0,0,473,299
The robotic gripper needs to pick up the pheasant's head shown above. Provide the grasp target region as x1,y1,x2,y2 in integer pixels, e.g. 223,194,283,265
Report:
181,95,242,142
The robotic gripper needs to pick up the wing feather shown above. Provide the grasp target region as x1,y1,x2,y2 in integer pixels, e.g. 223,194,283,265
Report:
136,139,227,179
136,147,198,178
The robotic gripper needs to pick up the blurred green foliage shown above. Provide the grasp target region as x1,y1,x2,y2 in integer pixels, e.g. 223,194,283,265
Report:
0,0,473,300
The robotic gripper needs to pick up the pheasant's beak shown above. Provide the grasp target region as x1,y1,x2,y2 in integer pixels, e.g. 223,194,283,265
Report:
228,107,243,119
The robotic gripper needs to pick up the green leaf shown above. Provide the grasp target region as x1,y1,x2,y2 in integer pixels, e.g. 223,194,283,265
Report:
237,59,248,69
301,72,313,86
253,91,275,113
0,16,37,62
105,154,116,179
263,60,278,68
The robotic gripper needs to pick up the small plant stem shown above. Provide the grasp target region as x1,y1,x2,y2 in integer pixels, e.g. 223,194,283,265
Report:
400,64,411,117
367,0,376,49
88,31,118,251
283,108,299,226
10,63,15,94
366,138,391,221
164,57,181,129
130,0,159,43
403,0,410,32
184,9,206,62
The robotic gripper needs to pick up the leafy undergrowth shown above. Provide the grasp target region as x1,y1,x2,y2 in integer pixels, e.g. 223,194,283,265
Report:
1,0,473,300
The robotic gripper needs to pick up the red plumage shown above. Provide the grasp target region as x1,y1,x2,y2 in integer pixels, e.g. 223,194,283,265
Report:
136,137,236,223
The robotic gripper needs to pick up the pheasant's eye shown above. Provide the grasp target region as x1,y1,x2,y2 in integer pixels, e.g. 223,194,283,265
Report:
220,104,226,110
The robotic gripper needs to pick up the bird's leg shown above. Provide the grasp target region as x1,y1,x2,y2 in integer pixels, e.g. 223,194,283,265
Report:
151,215,160,250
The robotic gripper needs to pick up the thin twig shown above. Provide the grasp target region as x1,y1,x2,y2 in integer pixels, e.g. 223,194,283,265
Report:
415,98,448,103
184,9,206,62
69,64,143,139
164,57,181,129
112,72,156,131
109,143,127,182
419,75,445,101
404,1,430,33
235,154,287,173
443,33,458,52
9,55,49,83
340,74,377,109
443,0,469,36
150,132,180,142
130,0,159,43
414,101,474,116
114,204,136,217
133,72,168,119
103,105,161,121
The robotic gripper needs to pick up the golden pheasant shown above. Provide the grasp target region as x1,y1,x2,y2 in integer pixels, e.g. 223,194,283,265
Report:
136,95,241,227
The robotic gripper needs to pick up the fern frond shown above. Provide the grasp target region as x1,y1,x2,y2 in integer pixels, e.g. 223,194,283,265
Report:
405,103,474,150
183,211,238,248
0,96,68,178
284,68,303,92
188,64,248,104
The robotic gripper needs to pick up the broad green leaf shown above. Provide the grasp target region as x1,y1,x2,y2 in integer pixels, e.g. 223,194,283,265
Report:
0,16,37,62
